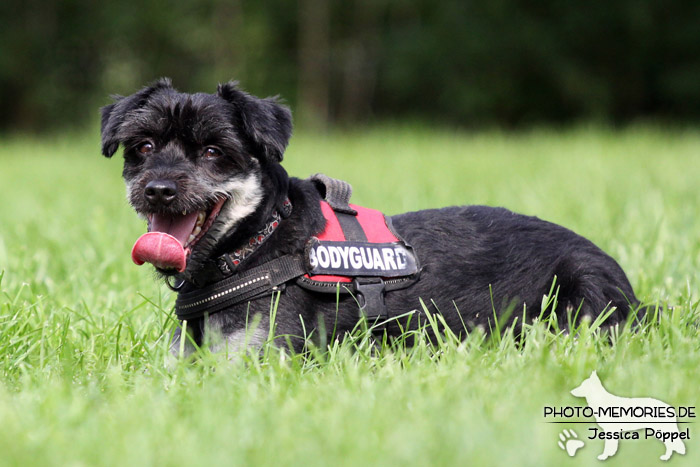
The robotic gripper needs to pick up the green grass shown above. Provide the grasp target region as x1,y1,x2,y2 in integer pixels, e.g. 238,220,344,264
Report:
1,125,699,466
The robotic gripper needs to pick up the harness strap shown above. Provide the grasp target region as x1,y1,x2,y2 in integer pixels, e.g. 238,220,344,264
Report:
354,277,387,324
309,174,357,215
175,255,306,320
335,211,367,242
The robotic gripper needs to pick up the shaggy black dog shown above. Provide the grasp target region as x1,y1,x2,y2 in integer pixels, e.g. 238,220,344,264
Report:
101,78,642,354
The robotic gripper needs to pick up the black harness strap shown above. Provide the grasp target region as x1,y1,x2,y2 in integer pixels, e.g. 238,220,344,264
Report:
335,212,367,242
353,277,387,324
175,255,306,320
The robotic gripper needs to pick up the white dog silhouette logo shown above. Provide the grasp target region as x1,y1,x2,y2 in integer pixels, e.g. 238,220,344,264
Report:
570,371,686,461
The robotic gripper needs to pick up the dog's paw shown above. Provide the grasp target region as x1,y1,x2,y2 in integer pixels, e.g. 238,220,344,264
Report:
558,429,584,457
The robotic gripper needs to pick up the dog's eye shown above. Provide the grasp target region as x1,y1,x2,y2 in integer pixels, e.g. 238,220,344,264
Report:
138,142,154,155
203,147,223,158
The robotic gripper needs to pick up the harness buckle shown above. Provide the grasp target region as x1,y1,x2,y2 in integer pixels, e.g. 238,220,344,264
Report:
353,277,388,325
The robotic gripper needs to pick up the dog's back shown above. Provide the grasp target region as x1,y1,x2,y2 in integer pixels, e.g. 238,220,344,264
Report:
390,205,637,331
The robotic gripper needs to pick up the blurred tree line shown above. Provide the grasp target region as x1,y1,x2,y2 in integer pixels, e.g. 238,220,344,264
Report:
2,0,700,132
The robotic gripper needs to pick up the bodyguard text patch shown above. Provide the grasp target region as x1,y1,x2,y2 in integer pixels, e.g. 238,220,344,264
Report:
307,240,419,277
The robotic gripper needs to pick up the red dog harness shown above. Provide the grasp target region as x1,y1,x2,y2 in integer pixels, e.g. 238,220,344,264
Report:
303,201,417,283
295,175,420,321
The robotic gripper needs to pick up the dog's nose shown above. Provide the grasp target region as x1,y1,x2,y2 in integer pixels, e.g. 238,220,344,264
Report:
144,180,177,206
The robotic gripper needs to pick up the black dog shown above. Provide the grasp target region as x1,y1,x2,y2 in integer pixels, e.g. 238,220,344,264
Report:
101,78,642,354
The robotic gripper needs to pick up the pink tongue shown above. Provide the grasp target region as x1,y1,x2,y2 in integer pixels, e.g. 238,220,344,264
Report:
131,212,199,272
132,232,187,272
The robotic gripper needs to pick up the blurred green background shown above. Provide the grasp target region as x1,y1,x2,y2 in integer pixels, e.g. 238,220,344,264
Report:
2,0,700,132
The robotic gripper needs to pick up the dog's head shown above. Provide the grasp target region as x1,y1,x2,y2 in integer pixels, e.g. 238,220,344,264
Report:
101,78,292,276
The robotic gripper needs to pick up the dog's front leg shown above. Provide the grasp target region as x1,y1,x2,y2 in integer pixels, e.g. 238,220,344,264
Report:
598,436,619,460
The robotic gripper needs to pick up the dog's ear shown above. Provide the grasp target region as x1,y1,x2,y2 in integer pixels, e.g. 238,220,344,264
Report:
217,81,292,163
100,78,174,157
